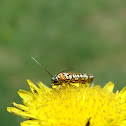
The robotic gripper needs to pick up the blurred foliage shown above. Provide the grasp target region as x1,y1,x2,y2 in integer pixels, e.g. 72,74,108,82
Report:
0,0,126,125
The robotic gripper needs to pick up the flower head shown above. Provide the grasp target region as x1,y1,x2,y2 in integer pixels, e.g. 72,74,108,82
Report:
7,80,126,126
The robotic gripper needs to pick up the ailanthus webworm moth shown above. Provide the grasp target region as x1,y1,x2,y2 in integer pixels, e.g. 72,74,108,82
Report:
31,57,94,87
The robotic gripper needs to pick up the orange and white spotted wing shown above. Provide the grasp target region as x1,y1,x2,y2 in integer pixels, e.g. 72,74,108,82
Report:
51,72,94,85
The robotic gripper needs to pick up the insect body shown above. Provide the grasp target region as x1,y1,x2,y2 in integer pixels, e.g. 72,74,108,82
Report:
31,57,94,87
51,72,94,86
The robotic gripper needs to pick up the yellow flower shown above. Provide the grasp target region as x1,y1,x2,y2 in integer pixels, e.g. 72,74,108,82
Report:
7,80,126,126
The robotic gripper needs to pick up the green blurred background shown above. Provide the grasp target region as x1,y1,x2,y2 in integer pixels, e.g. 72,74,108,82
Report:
1,0,126,125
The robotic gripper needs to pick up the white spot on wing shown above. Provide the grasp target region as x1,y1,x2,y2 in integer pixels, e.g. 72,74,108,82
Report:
89,75,94,78
72,74,80,80
69,75,72,80
63,73,71,80
83,74,88,79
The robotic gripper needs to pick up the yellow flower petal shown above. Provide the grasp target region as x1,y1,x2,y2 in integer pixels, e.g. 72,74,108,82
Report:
7,107,36,119
103,81,114,92
18,90,33,106
12,102,29,111
27,79,39,94
116,86,126,103
7,80,126,126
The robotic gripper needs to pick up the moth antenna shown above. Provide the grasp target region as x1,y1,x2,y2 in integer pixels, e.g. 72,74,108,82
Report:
31,57,53,77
